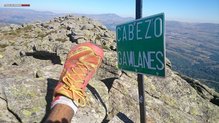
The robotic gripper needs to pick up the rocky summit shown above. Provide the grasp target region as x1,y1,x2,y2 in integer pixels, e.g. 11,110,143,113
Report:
0,15,219,123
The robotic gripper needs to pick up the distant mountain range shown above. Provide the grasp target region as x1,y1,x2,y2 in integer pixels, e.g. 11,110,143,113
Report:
0,8,218,91
75,13,133,30
165,21,219,90
0,8,133,30
0,8,62,25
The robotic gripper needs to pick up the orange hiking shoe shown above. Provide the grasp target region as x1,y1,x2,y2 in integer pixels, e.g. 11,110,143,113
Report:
54,42,104,107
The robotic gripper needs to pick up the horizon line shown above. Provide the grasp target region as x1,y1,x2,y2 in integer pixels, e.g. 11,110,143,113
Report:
0,7,219,24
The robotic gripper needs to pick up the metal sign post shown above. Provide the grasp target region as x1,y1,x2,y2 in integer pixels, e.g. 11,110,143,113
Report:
116,0,165,122
136,1,146,123
137,74,146,123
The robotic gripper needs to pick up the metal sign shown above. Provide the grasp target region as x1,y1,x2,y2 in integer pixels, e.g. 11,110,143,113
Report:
116,13,166,77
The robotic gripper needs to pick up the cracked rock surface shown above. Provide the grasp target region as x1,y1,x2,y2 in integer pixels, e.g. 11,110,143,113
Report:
0,15,219,123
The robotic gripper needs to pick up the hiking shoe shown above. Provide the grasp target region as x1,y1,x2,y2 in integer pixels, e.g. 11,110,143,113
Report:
54,42,104,107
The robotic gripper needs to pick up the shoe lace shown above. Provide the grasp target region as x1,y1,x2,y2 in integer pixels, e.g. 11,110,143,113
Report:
63,53,100,107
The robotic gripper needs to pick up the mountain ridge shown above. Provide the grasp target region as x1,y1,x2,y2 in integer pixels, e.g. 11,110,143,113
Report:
0,14,219,122
0,8,61,25
0,8,219,92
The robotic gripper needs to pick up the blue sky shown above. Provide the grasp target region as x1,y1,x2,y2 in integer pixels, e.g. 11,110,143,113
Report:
0,0,219,23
